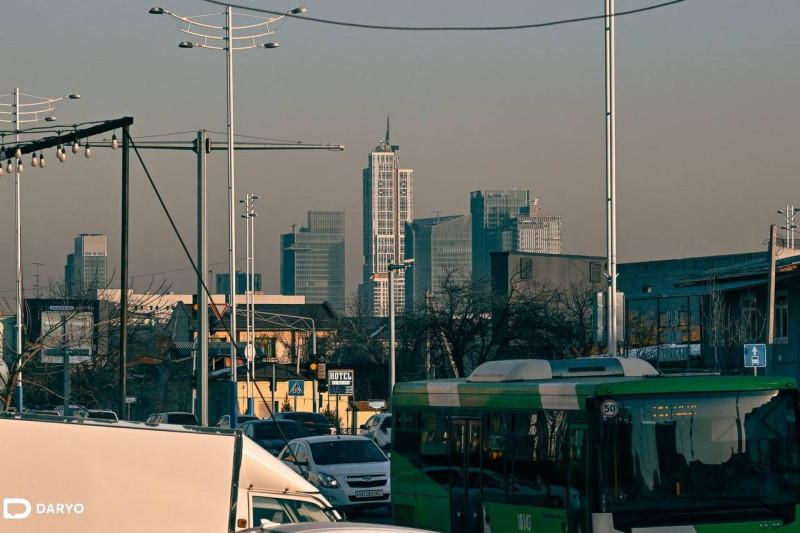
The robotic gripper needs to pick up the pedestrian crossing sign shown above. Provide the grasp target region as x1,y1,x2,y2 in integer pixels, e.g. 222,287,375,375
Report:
288,380,305,396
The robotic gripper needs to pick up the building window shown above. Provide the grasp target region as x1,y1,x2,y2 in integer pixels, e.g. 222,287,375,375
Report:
590,262,602,284
740,293,759,343
520,258,532,280
775,290,788,344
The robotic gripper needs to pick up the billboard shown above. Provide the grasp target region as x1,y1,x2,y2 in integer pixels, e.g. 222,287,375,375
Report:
328,369,354,396
40,310,94,364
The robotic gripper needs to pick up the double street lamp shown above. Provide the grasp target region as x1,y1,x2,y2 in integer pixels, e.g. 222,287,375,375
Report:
150,4,306,427
0,88,81,411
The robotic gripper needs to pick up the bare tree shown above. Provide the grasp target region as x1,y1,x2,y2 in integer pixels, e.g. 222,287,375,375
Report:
2,277,173,412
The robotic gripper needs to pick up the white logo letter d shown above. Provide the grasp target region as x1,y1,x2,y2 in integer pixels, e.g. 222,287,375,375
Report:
3,498,32,520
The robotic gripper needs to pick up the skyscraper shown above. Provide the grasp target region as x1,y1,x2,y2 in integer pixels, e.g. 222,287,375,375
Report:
470,190,563,283
281,211,346,310
360,118,413,317
65,233,107,297
405,214,471,311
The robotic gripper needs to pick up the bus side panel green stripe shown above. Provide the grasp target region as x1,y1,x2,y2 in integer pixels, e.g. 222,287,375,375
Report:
427,381,461,407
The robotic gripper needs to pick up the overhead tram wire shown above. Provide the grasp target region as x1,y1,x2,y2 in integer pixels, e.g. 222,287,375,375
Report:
199,0,687,31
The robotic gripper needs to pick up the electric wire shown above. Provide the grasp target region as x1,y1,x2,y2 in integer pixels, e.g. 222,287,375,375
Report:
199,0,687,31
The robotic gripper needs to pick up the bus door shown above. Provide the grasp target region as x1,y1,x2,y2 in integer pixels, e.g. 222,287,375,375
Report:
450,418,482,533
567,424,589,533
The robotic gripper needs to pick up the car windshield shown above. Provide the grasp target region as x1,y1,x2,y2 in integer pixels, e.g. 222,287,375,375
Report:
252,496,334,524
167,413,197,425
87,411,117,420
309,439,387,465
253,422,309,441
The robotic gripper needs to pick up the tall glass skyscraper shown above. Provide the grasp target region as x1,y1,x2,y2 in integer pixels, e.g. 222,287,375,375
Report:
470,190,562,283
65,233,107,297
281,211,346,310
405,214,471,311
359,119,413,317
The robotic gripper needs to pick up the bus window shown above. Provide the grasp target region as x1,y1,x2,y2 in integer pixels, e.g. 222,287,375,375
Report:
420,411,450,476
511,411,570,509
393,409,420,464
482,413,510,504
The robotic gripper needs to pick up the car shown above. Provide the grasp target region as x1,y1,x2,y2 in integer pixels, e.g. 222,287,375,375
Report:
358,413,391,451
278,435,390,513
214,414,259,428
274,412,336,436
145,411,198,425
76,409,118,421
241,419,312,456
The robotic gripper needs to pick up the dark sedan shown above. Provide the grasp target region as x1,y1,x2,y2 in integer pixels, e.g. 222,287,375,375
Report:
240,419,311,456
273,412,336,436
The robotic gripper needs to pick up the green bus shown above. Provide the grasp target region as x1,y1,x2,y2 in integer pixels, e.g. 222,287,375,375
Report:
390,357,800,533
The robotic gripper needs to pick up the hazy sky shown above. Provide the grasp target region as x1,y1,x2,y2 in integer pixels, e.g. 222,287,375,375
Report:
1,0,799,302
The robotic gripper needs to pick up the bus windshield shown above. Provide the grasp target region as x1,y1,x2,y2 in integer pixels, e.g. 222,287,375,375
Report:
597,389,800,528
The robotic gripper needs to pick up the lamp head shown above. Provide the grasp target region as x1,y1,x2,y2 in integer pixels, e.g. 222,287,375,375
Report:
149,7,166,14
68,94,81,99
44,116,57,122
179,41,195,48
290,7,307,14
263,42,280,49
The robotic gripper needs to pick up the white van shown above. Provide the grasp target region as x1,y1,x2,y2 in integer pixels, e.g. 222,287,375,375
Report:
1,413,339,532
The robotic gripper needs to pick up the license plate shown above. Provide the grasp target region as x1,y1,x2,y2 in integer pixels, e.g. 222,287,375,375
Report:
355,490,383,498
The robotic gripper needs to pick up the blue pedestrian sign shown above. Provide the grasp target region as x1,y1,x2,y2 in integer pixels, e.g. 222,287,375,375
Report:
744,344,767,368
288,380,305,396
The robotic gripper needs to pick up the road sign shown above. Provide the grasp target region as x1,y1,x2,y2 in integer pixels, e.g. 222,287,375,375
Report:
328,369,354,396
210,302,229,320
744,344,767,368
125,395,137,404
288,380,305,396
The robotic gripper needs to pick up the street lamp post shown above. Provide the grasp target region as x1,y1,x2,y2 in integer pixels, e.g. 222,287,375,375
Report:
150,4,306,428
604,0,618,356
387,259,413,406
241,193,259,415
0,88,81,411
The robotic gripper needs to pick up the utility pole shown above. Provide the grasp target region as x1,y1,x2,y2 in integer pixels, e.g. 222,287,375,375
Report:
99,134,342,425
767,224,777,346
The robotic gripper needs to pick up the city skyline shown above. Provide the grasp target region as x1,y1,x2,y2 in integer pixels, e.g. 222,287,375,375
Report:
0,1,798,302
